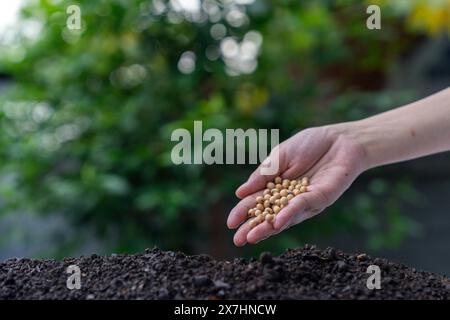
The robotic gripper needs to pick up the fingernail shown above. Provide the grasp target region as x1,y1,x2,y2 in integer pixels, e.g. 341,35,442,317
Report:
237,241,246,247
236,183,247,194
228,224,238,230
227,217,237,229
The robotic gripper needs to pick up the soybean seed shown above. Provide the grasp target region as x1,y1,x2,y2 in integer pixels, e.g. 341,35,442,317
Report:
248,175,311,228
301,177,309,186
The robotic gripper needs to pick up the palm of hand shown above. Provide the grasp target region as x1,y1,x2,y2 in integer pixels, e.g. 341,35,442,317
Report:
227,126,367,246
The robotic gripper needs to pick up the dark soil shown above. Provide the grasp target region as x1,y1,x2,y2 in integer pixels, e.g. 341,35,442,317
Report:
1,245,449,300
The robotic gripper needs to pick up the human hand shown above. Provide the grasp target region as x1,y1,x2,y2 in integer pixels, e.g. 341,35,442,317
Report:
227,123,368,246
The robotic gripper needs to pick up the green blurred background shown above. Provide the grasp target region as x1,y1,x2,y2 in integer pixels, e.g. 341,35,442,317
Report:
0,0,449,273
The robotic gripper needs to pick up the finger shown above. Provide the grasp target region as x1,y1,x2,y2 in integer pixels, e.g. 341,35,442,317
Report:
273,186,327,230
233,220,252,247
290,210,316,225
247,212,303,245
246,220,279,244
227,191,262,229
272,195,308,230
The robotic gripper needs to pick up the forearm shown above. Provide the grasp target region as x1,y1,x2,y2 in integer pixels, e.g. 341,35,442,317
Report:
343,87,450,169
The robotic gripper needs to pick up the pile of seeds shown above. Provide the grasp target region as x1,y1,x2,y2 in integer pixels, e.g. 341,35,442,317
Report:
247,176,310,228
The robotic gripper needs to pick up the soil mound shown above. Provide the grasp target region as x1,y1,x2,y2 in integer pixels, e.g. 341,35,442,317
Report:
1,245,448,299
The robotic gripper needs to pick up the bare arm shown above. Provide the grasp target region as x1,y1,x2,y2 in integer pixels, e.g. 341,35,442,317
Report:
346,87,450,169
227,87,450,246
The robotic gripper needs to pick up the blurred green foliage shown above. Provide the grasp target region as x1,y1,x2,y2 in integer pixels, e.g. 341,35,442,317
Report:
0,0,440,257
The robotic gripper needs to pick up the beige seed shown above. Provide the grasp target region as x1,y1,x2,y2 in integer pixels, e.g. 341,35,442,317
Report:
282,179,290,187
264,200,271,208
256,196,264,203
267,182,275,189
280,204,285,209
295,183,302,190
274,192,281,199
271,188,278,194
288,185,294,191
274,176,282,184
290,180,297,186
275,184,283,191
265,214,275,223
255,209,262,216
287,194,294,200
300,186,307,193
301,177,309,186
249,218,258,228
275,199,280,206
248,208,255,217
264,194,271,200
265,207,273,214
293,189,301,196
269,196,277,204
273,206,281,214
280,197,288,205
280,189,288,197
256,203,264,211
256,214,264,223
263,189,271,196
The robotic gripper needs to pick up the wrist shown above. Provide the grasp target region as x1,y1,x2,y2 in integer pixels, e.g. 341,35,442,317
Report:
327,120,377,172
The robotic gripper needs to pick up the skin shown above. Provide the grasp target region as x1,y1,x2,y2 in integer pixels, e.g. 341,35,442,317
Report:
227,87,450,246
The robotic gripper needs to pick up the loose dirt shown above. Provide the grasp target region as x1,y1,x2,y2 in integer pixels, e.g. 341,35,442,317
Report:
1,245,448,299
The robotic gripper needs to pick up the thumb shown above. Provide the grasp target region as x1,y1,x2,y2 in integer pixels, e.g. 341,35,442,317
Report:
236,146,281,198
